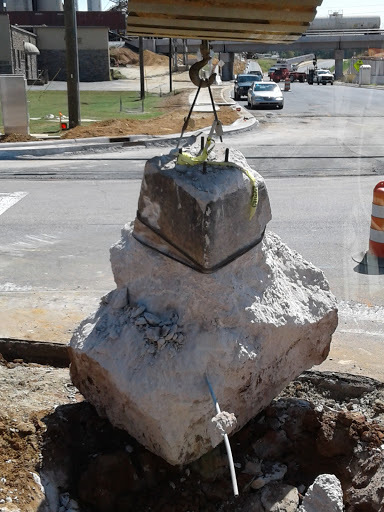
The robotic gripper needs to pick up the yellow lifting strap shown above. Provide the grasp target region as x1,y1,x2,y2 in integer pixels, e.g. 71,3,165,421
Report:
177,125,258,220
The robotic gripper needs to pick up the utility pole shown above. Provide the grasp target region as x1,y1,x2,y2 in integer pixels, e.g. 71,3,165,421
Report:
169,38,173,93
139,36,145,100
64,0,81,128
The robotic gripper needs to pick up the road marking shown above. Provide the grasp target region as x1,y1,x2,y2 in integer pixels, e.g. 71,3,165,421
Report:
0,192,28,216
0,233,60,257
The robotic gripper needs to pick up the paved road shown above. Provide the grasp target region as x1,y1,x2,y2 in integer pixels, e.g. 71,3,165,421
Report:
1,81,384,380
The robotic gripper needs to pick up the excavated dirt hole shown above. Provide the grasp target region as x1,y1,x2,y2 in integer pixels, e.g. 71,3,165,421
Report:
38,371,384,512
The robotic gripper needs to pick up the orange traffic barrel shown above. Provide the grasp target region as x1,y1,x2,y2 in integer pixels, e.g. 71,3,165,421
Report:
284,78,291,92
369,181,384,258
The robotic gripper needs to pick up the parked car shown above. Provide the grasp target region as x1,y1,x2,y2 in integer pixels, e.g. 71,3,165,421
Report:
234,74,262,100
315,69,334,85
247,82,284,109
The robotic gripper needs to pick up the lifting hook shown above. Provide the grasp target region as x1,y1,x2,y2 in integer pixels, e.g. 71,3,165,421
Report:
189,40,216,88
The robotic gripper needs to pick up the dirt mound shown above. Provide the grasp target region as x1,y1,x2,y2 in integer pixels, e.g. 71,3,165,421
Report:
0,133,43,143
1,92,241,143
61,100,240,139
110,47,139,66
143,49,169,66
110,47,169,67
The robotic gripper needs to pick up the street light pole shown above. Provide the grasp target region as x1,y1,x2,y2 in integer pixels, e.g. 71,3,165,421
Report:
64,0,81,128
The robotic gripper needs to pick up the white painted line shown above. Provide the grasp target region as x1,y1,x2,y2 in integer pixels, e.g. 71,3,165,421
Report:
0,192,28,217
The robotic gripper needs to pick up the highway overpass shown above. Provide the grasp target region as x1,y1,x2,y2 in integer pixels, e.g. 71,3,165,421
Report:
144,31,384,80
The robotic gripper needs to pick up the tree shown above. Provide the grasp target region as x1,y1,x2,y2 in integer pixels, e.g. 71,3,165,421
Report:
108,0,129,13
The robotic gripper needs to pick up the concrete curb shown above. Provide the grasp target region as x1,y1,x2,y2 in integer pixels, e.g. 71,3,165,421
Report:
0,337,70,367
0,84,256,159
0,117,256,159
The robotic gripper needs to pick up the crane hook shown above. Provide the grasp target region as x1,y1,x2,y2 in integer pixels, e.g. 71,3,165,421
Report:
189,40,217,88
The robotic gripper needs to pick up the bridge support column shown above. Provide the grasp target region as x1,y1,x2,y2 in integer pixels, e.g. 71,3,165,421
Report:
334,49,344,80
220,53,234,81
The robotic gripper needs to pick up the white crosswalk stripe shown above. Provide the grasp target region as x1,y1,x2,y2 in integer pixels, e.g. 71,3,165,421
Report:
0,192,28,216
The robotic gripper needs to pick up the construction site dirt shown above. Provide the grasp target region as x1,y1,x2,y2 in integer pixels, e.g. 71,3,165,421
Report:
1,54,383,511
1,355,383,512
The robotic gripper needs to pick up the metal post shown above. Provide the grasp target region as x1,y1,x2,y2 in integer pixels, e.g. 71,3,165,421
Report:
64,0,81,129
169,38,173,93
139,36,145,100
183,39,189,70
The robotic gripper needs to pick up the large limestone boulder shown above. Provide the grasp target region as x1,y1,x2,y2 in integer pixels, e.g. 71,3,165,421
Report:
69,227,338,466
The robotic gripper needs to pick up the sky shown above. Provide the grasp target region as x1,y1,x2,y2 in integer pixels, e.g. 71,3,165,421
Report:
78,0,116,9
314,0,384,27
77,0,384,28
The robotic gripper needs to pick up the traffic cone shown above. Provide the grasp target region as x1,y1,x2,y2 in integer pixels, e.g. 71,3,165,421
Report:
353,181,384,273
284,78,291,92
369,181,384,258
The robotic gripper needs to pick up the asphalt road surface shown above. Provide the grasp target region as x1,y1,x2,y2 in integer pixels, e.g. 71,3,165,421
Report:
1,80,384,380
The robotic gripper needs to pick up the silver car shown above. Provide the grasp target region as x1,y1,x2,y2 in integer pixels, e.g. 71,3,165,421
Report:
247,82,284,110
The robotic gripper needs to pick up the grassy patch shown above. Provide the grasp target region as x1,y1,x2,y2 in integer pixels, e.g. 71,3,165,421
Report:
256,59,278,73
330,59,351,74
1,90,167,135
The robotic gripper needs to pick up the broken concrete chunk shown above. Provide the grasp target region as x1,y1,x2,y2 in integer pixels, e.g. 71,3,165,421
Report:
208,411,237,447
100,287,129,309
131,305,146,318
261,483,300,512
144,312,161,326
161,325,170,337
145,327,161,342
243,459,262,476
70,227,337,465
250,462,287,490
164,324,178,341
298,474,344,512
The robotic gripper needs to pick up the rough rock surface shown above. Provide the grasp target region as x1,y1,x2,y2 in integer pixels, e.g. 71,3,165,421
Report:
69,224,338,465
134,143,271,271
298,474,344,512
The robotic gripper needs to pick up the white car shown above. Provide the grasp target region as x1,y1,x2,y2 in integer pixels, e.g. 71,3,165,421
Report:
247,82,284,109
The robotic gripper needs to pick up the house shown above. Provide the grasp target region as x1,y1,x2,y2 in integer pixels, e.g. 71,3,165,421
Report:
0,10,125,82
0,13,39,82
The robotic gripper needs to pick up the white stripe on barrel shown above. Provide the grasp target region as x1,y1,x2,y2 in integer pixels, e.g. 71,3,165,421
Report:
371,203,384,218
370,228,384,244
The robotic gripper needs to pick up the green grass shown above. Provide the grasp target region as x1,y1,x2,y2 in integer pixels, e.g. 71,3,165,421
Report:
256,59,278,73
1,90,168,135
329,59,351,74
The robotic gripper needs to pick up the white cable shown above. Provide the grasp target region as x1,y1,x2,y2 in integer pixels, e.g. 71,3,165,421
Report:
205,375,239,497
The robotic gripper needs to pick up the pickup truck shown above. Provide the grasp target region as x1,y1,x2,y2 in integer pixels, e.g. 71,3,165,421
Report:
271,67,307,83
270,68,290,82
234,73,262,100
314,69,334,85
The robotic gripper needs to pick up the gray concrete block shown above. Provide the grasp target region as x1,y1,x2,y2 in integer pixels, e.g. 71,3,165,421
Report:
135,144,272,272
